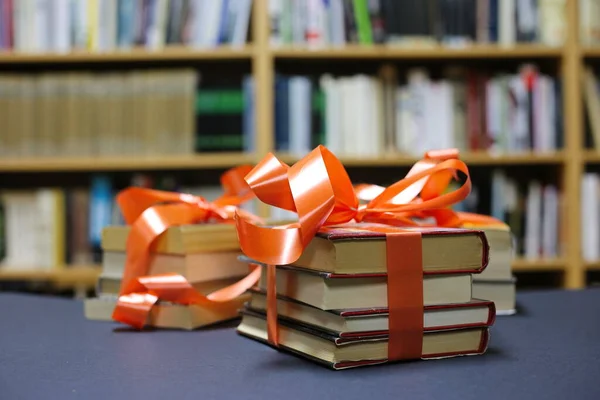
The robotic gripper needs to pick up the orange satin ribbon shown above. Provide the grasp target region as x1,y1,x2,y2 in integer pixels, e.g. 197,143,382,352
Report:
112,165,262,330
235,145,472,360
354,148,506,228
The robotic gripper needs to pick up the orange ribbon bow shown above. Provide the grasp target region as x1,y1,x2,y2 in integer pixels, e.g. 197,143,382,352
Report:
235,146,473,358
112,165,262,330
354,148,505,228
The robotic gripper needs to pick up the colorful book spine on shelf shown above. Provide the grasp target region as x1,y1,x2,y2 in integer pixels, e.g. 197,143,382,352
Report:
0,0,251,52
195,85,245,152
275,65,562,157
459,169,560,260
0,69,199,158
267,0,564,47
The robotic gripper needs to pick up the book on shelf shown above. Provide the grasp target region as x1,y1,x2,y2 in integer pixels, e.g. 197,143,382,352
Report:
275,64,562,157
268,0,565,48
0,0,252,53
580,0,600,46
0,69,256,159
195,75,255,153
0,188,66,270
237,224,496,370
581,173,600,262
458,169,561,260
0,174,252,271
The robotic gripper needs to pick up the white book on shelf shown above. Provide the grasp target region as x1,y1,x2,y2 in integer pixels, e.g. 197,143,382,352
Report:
508,75,528,152
292,0,306,45
231,0,252,46
407,69,429,156
581,173,600,261
356,75,374,157
328,0,345,46
373,75,386,155
499,0,516,47
580,0,600,46
203,0,224,47
102,0,118,51
395,85,414,155
532,73,544,152
71,0,89,50
539,0,565,47
52,0,71,53
269,0,283,45
436,81,454,150
339,77,355,156
542,185,559,258
190,0,206,47
147,0,169,49
34,0,52,52
306,0,326,47
289,76,312,156
525,181,542,260
321,75,343,154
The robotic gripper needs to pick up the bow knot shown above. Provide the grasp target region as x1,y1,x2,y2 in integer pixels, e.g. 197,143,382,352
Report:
235,145,472,267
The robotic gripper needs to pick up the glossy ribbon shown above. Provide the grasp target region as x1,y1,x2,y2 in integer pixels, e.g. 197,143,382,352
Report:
354,148,506,228
235,145,473,359
112,165,262,330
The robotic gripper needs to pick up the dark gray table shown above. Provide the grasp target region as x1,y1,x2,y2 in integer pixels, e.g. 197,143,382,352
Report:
1,289,599,400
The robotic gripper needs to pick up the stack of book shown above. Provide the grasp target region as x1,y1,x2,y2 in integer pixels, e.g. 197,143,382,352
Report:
467,223,517,315
84,223,251,329
237,224,496,369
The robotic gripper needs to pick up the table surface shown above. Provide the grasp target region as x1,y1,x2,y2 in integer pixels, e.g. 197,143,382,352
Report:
1,289,599,400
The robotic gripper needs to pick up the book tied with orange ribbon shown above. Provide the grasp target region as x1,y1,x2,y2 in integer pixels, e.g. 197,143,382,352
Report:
233,145,498,369
237,224,495,369
84,165,262,330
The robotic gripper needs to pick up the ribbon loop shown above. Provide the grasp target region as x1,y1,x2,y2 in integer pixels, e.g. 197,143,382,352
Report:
112,165,261,329
236,146,472,268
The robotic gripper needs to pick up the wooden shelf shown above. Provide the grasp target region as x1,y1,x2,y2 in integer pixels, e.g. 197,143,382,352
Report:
272,45,563,60
584,262,600,271
0,46,254,63
0,153,255,172
581,48,600,58
0,266,101,288
582,150,600,163
511,258,566,272
277,151,565,167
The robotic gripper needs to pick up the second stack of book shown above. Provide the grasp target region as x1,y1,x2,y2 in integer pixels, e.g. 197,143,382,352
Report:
237,224,496,370
84,223,251,329
469,223,517,315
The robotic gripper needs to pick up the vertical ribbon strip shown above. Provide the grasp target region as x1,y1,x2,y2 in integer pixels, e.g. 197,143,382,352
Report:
386,232,424,360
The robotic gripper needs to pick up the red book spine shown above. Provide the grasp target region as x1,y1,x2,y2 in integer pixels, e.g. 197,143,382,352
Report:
467,72,481,150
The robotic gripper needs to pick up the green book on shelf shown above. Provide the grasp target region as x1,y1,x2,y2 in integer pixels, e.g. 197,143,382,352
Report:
195,89,244,152
353,0,373,44
312,89,326,147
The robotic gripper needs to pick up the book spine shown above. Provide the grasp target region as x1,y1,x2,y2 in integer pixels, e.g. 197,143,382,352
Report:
352,0,373,44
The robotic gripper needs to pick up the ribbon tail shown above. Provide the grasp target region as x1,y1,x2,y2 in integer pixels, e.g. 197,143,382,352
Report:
112,292,159,330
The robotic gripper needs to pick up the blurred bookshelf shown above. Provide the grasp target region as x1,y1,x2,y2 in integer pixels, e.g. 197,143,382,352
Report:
0,266,101,290
0,0,596,292
0,153,255,172
271,45,564,60
0,46,255,63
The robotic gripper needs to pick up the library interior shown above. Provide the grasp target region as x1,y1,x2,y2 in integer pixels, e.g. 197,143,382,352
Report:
1,1,599,398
